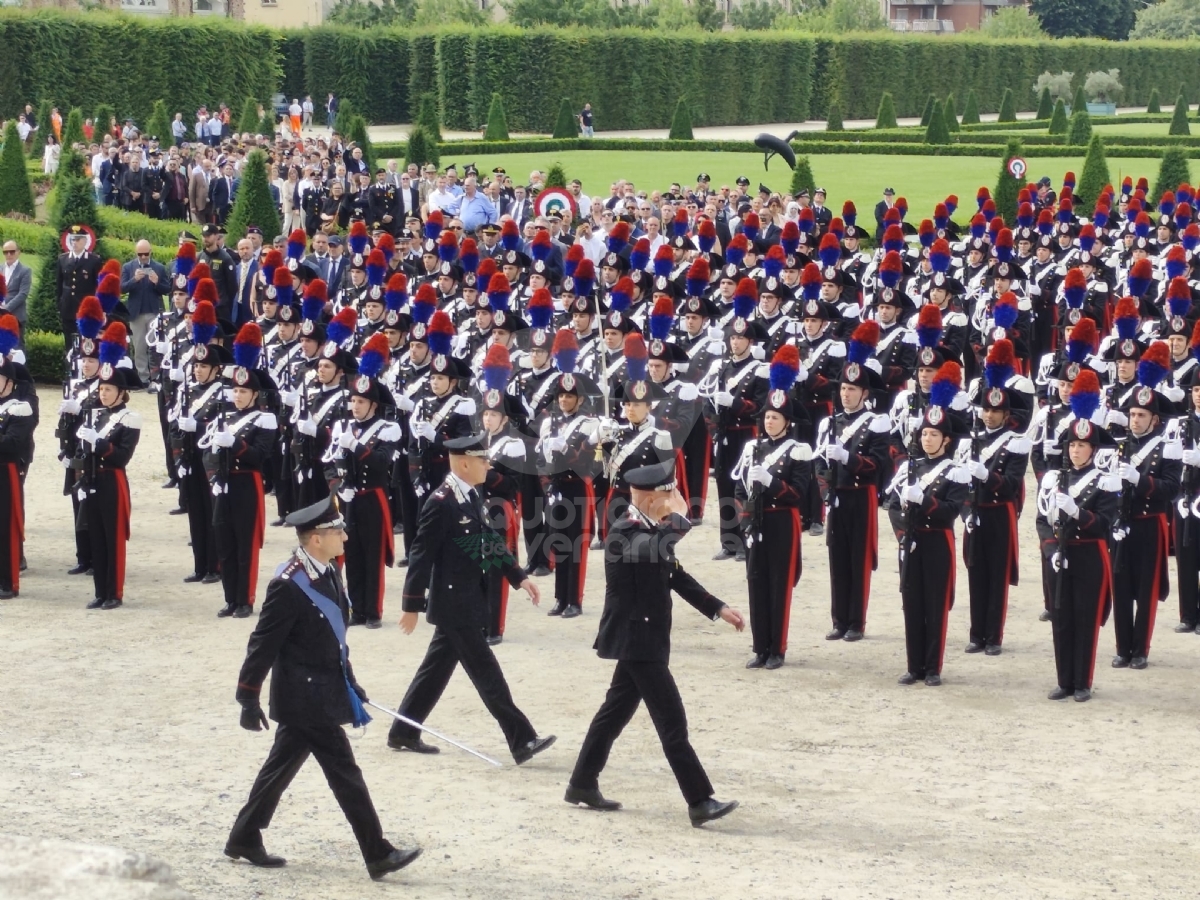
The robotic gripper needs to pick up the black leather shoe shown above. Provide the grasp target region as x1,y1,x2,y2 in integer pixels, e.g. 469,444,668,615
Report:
367,847,421,880
1176,621,1197,633
387,735,440,754
764,654,784,670
183,572,204,583
161,478,178,490
965,641,984,653
924,674,942,687
86,598,104,610
564,785,622,811
270,517,286,527
547,602,566,617
984,644,1002,656
486,634,503,646
233,605,253,619
530,566,552,577
20,555,26,571
734,550,747,562
561,604,581,619
1048,686,1070,700
711,548,736,561
348,614,368,627
688,797,738,827
101,598,121,610
745,654,767,669
224,843,286,868
513,734,556,765
168,506,187,516
201,572,221,585
1130,656,1148,670
0,588,16,600
217,604,236,618
67,563,90,576
842,629,864,642
366,619,383,629
825,628,846,641
897,672,920,685
1074,688,1092,702
688,517,703,526
808,523,824,537
396,556,409,567
1112,655,1130,668
1038,609,1051,622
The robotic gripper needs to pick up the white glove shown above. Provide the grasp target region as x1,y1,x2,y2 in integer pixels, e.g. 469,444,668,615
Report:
58,398,81,416
1163,384,1185,403
706,326,724,342
543,436,566,454
967,460,989,481
597,418,620,441
707,340,726,355
1042,438,1061,457
279,389,299,408
169,367,184,382
213,430,235,448
412,421,435,442
1055,492,1079,519
1183,448,1200,467
1105,409,1128,428
178,416,197,433
395,395,415,413
827,343,847,358
1120,462,1140,486
296,418,318,437
714,390,734,408
825,443,849,464
795,363,810,383
76,426,99,446
501,440,524,459
908,414,924,432
338,430,358,450
1051,551,1064,572
1028,284,1042,297
786,319,802,334
677,382,699,402
902,483,924,505
156,341,169,356
749,465,772,487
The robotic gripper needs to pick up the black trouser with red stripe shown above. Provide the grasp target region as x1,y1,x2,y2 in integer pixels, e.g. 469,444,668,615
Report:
681,421,711,522
70,479,92,569
547,475,593,610
394,457,417,559
87,469,129,603
1112,513,1168,660
345,488,392,622
1174,507,1200,626
183,454,218,578
827,486,877,633
746,507,801,658
1052,539,1111,692
966,503,1017,647
901,527,955,677
216,471,264,609
272,437,294,520
715,425,754,554
519,471,551,572
0,460,23,594
486,497,519,637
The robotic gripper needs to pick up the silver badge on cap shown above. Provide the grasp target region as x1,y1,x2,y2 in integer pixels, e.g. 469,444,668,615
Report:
1137,386,1154,407
987,388,1004,407
650,339,664,356
322,342,337,359
770,388,786,409
234,367,250,386
844,362,861,382
485,388,502,408
631,381,648,401
561,374,576,391
1074,419,1092,440
433,355,448,373
99,362,114,381
919,348,935,366
927,406,945,425
355,375,370,393
1120,339,1136,357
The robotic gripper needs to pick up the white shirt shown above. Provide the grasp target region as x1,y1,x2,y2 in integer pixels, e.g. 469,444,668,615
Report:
289,103,302,118
426,187,455,213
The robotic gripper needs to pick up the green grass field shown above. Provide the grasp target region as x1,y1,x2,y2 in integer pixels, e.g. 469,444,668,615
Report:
450,151,1186,218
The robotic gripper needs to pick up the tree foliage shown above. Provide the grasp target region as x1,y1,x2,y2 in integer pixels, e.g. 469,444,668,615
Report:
789,156,815,198
346,115,374,169
1067,109,1092,146
328,0,416,27
668,97,694,141
1148,87,1162,114
943,93,959,133
980,6,1048,38
1034,72,1075,105
997,88,1017,124
1154,147,1193,199
29,100,52,159
0,121,34,218
1131,0,1200,40
876,92,898,130
1035,87,1054,120
413,0,486,26
780,0,886,32
962,90,980,127
1030,0,1137,40
1084,69,1122,104
994,138,1024,225
238,98,260,135
484,93,510,141
729,0,783,29
145,99,172,146
552,98,578,139
417,94,442,143
1048,98,1069,135
1076,134,1109,211
918,94,935,128
1170,95,1192,136
225,149,282,246
62,108,85,149
404,125,439,170
924,99,950,145
545,162,567,189
826,102,843,132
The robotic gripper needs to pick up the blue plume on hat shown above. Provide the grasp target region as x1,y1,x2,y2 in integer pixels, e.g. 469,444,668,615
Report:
500,219,520,251
365,250,386,288
742,212,760,243
1094,207,1109,229
530,231,552,263
459,241,478,275
97,275,121,315
232,322,263,370
190,301,217,346
76,296,104,341
348,222,369,258
697,218,716,253
98,322,127,367
629,240,650,272
929,239,951,274
358,333,389,380
818,234,840,269
654,248,673,279
649,296,674,342
425,211,444,241
1186,228,1200,253
769,344,800,393
1069,370,1101,421
1137,340,1170,388
847,321,879,367
732,278,756,321
527,289,554,330
624,333,648,383
326,307,357,346
427,310,454,357
605,222,630,255
481,343,511,392
302,296,324,323
780,221,799,256
1079,231,1096,254
883,225,905,255
916,305,942,349
724,240,745,268
608,276,632,313
993,293,1018,330
385,273,408,312
929,369,959,410
1167,248,1188,280
286,229,307,264
1127,259,1153,297
970,217,986,240
552,329,578,374
1167,276,1192,318
1066,317,1096,365
762,254,783,280
984,339,1014,389
685,259,709,298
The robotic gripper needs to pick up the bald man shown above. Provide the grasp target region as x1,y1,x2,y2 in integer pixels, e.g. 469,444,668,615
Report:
120,240,170,383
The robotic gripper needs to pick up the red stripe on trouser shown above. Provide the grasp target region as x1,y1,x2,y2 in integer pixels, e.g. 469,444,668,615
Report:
500,498,519,634
1143,512,1168,655
114,469,131,599
861,485,877,628
368,487,392,620
1084,539,1113,688
936,529,956,673
675,450,688,505
247,472,264,608
698,432,711,514
6,463,20,593
779,508,800,655
578,478,593,607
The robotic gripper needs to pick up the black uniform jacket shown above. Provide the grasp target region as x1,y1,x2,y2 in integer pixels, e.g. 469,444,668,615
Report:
597,511,725,663
235,552,364,727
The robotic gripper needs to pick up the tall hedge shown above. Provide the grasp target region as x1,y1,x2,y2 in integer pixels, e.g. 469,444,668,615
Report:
238,97,260,134
826,102,843,132
417,92,442,142
790,156,815,198
29,100,52,158
225,149,281,245
876,92,898,130
62,107,84,149
1147,87,1161,114
1076,133,1109,211
668,97,693,141
1071,85,1087,116
552,97,577,139
1170,95,1191,136
919,94,935,127
943,94,960,134
925,100,949,145
1067,110,1092,147
145,99,171,145
92,102,114,138
1048,98,1069,136
1036,86,1053,120
545,162,567,189
484,92,509,142
333,98,357,135
404,124,438,169
997,88,1016,124
0,120,33,217
994,138,1024,225
962,90,980,126
1154,147,1192,201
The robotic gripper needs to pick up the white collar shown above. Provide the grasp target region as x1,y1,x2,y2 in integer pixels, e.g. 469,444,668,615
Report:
448,471,476,497
297,545,328,575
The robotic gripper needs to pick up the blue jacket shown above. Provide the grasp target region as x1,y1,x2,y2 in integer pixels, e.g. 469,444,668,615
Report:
119,258,170,318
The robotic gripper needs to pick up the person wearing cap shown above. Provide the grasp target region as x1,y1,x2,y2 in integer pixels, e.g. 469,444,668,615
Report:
565,457,745,824
57,318,103,579
74,324,143,610
226,495,422,880
735,346,812,670
148,284,190,487
886,363,970,686
367,169,400,237
1034,380,1119,703
55,226,104,338
962,344,1032,656
269,306,305,524
870,288,917,409
873,188,896,243
175,339,231,584
1174,358,1200,633
795,295,846,535
1109,363,1181,670
199,223,239,319
204,336,278,619
391,432,556,765
407,345,475,514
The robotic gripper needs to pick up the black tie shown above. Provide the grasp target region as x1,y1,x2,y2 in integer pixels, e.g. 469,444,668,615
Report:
467,488,486,522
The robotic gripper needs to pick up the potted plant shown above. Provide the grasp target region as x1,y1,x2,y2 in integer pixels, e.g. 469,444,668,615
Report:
1085,69,1122,116
1034,71,1075,113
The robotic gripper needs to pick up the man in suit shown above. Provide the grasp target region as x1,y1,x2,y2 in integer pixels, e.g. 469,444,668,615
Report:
209,161,237,227
325,235,348,297
119,154,147,214
389,433,556,765
1,242,32,347
565,459,745,826
55,227,103,338
874,187,896,242
226,497,421,880
120,240,170,383
506,185,531,229
189,158,211,224
396,173,420,224
232,238,260,326
304,231,333,283
161,156,189,221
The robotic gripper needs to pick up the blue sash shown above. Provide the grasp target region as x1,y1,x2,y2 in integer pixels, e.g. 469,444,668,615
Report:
278,562,372,728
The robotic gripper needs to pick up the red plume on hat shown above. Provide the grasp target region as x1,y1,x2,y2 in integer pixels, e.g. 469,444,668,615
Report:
482,343,512,393
100,258,122,281
427,310,455,359
1190,318,1200,356
193,277,219,306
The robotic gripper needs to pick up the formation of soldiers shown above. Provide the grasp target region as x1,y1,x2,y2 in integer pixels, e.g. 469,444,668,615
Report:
36,165,1200,702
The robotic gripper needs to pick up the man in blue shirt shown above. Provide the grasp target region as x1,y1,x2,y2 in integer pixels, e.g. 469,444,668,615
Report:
454,177,498,235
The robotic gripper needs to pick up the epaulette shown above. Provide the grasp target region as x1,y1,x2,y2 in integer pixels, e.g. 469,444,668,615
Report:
278,557,303,580
1007,438,1032,456
790,444,813,461
256,411,279,430
1100,475,1122,492
869,414,891,433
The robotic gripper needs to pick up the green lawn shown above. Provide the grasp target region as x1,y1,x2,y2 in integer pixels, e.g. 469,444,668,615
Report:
444,151,1184,218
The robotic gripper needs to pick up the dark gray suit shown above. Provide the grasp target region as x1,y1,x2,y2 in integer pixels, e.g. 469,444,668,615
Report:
2,261,31,326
